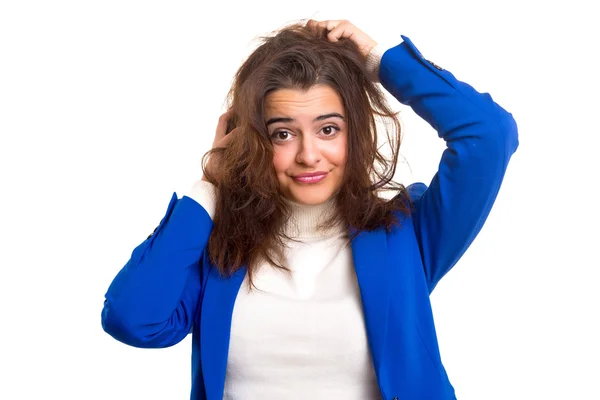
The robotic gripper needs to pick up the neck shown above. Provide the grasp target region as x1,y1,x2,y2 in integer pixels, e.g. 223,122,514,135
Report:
281,196,345,239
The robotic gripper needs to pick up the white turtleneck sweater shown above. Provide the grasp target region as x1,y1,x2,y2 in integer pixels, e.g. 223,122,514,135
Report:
184,42,387,399
186,180,381,400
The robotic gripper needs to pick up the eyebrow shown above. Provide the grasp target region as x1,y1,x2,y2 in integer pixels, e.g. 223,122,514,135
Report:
266,113,345,126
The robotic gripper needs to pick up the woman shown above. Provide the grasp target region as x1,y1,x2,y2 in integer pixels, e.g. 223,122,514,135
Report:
101,19,518,400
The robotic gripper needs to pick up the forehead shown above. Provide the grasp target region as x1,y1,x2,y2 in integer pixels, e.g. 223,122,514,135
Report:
265,85,344,115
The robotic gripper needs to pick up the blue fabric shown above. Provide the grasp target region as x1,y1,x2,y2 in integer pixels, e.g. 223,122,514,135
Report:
102,35,518,400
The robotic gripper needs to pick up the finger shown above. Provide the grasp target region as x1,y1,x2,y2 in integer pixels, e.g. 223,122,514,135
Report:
324,20,342,32
306,19,318,30
308,19,323,27
216,110,233,138
217,110,232,128
228,126,242,137
312,19,341,35
215,126,240,149
307,20,328,36
328,25,353,43
219,110,233,121
311,20,351,43
317,19,341,31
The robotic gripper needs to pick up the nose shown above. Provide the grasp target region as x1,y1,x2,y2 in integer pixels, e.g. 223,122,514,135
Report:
295,134,321,166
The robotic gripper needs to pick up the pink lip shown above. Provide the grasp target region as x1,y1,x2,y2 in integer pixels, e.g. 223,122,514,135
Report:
294,171,328,178
292,172,328,183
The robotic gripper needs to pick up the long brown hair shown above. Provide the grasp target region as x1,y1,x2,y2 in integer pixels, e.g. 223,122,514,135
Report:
202,20,411,284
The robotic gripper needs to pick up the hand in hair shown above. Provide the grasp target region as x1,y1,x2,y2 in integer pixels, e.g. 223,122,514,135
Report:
201,110,240,183
306,19,378,57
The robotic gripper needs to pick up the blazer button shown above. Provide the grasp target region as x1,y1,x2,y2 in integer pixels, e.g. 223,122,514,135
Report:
425,58,444,70
146,226,158,239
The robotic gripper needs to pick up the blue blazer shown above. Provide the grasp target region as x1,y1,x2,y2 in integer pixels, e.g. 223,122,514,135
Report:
102,35,519,400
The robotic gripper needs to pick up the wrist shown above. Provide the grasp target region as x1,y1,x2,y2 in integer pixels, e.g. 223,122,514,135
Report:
365,44,384,83
186,180,217,219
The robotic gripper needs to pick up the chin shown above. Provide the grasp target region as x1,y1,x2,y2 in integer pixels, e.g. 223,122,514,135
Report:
286,188,335,206
294,197,329,206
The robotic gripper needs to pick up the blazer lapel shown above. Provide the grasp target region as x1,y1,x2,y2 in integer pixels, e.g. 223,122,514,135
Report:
200,264,246,400
350,226,392,379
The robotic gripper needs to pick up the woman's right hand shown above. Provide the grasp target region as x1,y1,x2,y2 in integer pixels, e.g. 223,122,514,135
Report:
202,110,240,183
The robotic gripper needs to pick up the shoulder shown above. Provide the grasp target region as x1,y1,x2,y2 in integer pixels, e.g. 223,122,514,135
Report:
390,182,427,214
386,182,427,229
406,182,427,203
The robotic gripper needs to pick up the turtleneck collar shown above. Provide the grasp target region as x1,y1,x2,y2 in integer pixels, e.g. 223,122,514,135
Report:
281,195,347,239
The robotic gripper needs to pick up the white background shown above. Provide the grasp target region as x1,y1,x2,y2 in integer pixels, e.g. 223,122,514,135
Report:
1,0,599,399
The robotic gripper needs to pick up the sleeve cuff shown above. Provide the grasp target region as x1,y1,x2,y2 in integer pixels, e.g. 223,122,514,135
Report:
366,37,406,83
184,180,217,220
365,44,384,83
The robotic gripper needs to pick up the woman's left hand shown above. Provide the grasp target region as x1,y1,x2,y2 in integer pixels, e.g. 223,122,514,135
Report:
306,19,377,57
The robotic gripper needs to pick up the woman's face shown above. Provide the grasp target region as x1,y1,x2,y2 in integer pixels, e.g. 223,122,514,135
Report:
265,84,348,206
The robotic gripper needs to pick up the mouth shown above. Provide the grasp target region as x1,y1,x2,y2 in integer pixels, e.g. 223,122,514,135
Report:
292,172,328,184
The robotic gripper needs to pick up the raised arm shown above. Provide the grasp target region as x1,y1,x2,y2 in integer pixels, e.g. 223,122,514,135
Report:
379,35,519,292
101,182,216,348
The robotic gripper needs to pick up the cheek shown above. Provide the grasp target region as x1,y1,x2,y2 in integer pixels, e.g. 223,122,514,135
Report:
327,138,348,167
272,147,290,174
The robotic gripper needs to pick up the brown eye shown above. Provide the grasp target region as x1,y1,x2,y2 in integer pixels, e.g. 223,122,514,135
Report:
321,125,340,136
271,130,291,141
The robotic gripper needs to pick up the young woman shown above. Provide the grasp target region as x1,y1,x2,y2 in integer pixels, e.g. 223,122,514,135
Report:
101,19,519,400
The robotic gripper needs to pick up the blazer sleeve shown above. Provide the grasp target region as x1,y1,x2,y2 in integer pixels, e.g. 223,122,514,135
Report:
101,193,214,348
380,35,519,293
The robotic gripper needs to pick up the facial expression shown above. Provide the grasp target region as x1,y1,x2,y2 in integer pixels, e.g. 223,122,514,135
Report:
265,84,348,206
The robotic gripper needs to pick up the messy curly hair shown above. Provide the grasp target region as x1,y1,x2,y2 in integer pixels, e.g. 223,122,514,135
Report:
202,19,410,284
